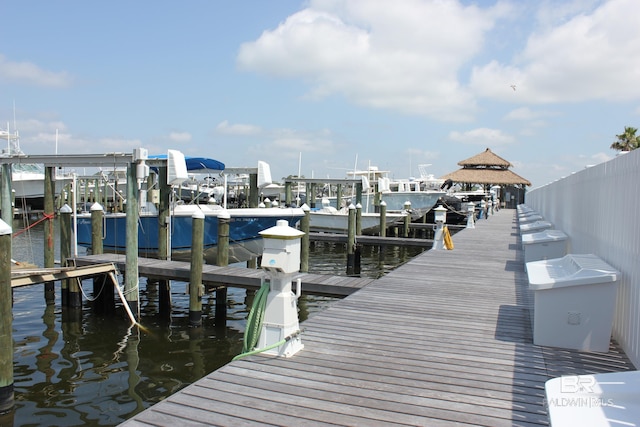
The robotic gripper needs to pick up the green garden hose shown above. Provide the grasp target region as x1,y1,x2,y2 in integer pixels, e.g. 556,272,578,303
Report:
241,280,270,354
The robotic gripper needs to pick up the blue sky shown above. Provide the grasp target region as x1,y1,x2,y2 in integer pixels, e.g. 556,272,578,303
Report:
2,0,639,189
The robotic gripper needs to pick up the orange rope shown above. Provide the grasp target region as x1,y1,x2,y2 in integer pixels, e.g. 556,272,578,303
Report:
12,212,55,237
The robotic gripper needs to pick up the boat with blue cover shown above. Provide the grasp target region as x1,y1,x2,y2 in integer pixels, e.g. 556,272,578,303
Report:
74,152,304,264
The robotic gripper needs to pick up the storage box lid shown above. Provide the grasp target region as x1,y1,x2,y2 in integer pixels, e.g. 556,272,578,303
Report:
521,229,568,245
519,214,544,224
519,220,553,232
527,254,619,290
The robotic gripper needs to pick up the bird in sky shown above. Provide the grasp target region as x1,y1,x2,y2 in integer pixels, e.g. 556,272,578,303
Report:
510,84,517,91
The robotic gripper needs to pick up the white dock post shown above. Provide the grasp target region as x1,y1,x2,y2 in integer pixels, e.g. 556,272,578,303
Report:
466,202,476,229
258,220,305,357
432,205,447,250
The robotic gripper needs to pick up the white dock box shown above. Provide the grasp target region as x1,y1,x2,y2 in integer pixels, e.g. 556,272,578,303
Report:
520,220,553,234
522,230,568,263
527,254,619,352
518,213,544,224
545,370,640,427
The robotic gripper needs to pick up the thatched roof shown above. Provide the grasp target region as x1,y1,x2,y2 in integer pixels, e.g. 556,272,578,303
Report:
441,148,531,186
457,148,512,168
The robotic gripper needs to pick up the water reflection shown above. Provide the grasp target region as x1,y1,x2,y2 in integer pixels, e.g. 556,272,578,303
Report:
10,218,425,426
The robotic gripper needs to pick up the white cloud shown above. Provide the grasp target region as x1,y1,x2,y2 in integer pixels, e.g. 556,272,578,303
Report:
0,54,73,88
237,0,507,121
470,0,640,103
215,120,262,135
449,127,515,145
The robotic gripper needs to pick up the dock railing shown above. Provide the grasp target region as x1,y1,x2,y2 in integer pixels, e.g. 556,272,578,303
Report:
526,148,640,368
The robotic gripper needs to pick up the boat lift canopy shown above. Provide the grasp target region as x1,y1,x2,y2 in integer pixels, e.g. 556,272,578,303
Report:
148,155,225,173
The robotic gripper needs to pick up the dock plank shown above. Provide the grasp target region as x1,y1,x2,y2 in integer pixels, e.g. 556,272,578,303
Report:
120,209,635,426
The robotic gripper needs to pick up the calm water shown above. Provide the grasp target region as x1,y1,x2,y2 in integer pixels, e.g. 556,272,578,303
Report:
4,218,425,427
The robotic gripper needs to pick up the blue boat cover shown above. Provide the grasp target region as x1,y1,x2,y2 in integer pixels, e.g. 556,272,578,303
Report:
148,154,225,172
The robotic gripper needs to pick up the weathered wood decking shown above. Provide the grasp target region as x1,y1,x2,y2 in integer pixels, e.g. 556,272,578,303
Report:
120,209,635,426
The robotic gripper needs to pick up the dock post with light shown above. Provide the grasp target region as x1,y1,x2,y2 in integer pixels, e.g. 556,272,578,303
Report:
432,205,447,250
466,202,476,229
257,219,305,357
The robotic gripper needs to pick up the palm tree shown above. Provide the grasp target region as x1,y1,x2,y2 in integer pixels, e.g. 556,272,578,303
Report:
611,126,640,152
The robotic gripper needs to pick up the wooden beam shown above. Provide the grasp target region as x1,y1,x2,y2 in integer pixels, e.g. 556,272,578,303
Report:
10,263,118,288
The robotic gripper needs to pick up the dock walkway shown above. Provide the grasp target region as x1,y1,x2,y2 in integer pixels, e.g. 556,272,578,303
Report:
73,254,374,297
120,209,635,426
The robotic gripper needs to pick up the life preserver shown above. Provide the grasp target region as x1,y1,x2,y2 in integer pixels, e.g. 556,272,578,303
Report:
443,226,454,250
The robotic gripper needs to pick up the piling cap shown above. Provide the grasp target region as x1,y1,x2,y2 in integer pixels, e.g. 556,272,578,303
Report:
259,219,304,239
60,204,72,214
0,218,11,235
90,202,104,212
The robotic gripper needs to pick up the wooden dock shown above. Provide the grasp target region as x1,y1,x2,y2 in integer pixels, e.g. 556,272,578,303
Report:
73,254,375,297
309,231,434,247
120,209,635,426
10,263,119,288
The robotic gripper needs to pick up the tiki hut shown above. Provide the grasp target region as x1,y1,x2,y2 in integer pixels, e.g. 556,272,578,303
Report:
440,148,531,208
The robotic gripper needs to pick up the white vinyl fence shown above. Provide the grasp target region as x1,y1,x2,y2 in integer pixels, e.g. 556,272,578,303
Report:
526,149,640,367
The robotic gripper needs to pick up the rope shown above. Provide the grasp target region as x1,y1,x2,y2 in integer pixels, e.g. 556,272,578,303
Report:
12,212,55,237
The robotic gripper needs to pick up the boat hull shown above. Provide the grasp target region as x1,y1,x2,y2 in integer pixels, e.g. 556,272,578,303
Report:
308,210,405,234
75,206,305,264
318,191,444,216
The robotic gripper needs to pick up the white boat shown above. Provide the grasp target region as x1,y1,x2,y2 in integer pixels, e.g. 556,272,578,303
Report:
1,124,73,210
74,152,305,264
308,198,407,234
319,164,446,219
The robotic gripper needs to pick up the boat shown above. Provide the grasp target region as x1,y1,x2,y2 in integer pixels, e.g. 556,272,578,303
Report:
1,125,73,211
322,164,446,219
75,203,304,264
74,152,305,264
307,197,407,234
428,183,501,224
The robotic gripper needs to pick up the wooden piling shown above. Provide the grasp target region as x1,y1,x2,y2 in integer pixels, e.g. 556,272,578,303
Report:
189,210,205,327
44,166,55,303
379,201,387,237
217,211,230,267
1,164,11,225
356,203,362,236
91,203,114,314
215,211,230,323
403,201,411,238
60,205,72,307
300,204,310,272
347,204,356,275
355,181,363,206
284,181,292,206
249,172,259,208
157,166,172,318
124,162,140,319
0,219,13,414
